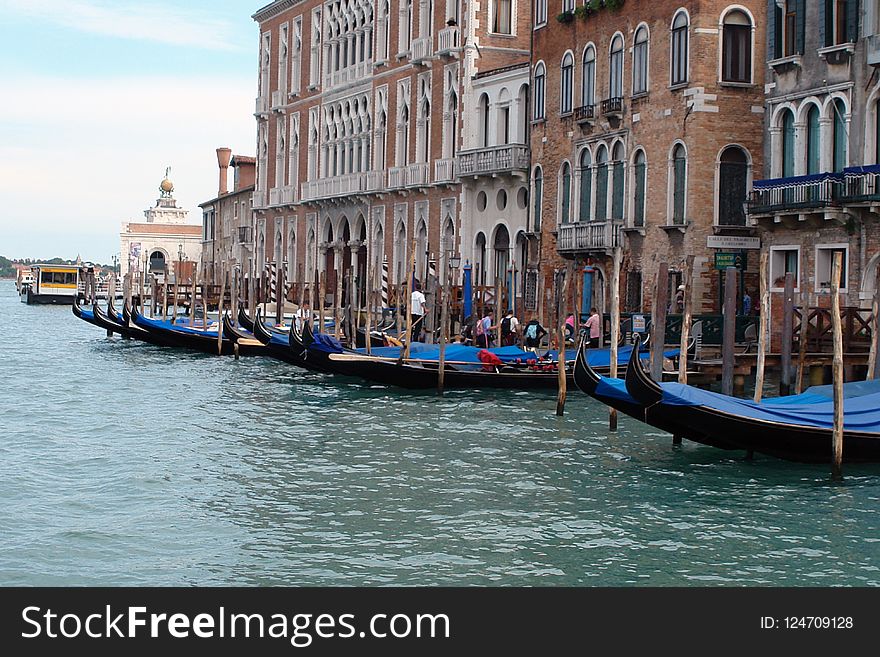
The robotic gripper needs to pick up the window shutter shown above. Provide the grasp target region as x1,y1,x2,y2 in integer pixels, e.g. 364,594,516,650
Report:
612,163,625,220
846,0,860,43
579,168,591,221
818,0,827,47
795,0,806,54
767,1,778,60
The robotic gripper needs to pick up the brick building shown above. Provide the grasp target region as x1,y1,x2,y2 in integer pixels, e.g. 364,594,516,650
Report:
244,0,531,323
747,1,880,340
530,0,766,323
200,149,256,281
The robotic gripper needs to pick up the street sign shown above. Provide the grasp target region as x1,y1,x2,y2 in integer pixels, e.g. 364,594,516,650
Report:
632,314,646,333
707,235,760,250
714,252,747,270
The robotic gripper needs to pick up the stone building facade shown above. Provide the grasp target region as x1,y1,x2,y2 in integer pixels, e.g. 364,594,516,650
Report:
530,0,766,322
120,171,202,282
748,0,880,333
200,149,257,282
248,0,531,318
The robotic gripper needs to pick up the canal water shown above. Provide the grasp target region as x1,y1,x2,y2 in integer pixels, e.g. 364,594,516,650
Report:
1,280,878,586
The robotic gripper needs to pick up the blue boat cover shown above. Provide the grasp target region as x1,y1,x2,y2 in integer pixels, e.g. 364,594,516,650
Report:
545,345,680,366
658,382,880,431
135,314,220,337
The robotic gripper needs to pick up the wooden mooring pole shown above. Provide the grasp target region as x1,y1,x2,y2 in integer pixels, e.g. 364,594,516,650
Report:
721,266,737,397
831,251,845,480
677,255,694,385
217,264,227,355
404,237,417,360
556,266,570,417
609,248,622,431
754,251,770,403
868,268,880,380
437,283,449,394
780,271,795,395
795,288,810,394
650,262,669,382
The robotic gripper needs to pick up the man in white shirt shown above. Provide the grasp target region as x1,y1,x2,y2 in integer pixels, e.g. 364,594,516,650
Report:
410,279,427,343
294,299,313,331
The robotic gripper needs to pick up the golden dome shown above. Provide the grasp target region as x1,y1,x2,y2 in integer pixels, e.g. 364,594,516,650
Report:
160,178,174,193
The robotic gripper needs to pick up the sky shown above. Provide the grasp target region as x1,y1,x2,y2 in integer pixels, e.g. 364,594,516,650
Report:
0,0,266,263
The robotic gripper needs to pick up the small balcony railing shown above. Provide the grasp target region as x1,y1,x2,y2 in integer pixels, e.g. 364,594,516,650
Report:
406,162,430,187
574,104,595,123
601,97,624,115
748,172,843,215
434,158,456,183
437,26,459,54
458,144,530,177
255,96,269,115
270,89,286,110
300,173,380,201
411,37,432,63
252,190,268,209
556,221,623,253
388,166,408,189
841,165,880,203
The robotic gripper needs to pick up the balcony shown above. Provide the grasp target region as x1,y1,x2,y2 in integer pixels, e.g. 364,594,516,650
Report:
269,188,282,206
269,185,296,206
557,221,623,253
841,166,880,204
437,26,459,55
411,37,433,64
601,97,624,116
747,173,843,216
270,90,286,110
365,170,385,192
434,158,457,183
574,104,595,124
252,190,268,210
406,163,430,187
324,60,373,89
388,166,408,189
300,172,381,201
458,144,530,177
254,96,269,115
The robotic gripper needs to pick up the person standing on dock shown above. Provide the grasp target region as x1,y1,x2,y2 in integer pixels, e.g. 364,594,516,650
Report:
294,299,313,331
501,310,520,346
523,318,547,350
410,280,427,344
475,309,496,349
583,307,602,348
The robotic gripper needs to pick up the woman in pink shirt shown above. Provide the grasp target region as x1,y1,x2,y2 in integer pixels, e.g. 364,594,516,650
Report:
583,307,602,348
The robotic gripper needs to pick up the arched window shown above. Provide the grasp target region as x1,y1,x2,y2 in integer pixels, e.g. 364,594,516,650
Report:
475,232,487,286
478,93,490,147
399,104,410,166
532,166,543,232
611,142,625,220
832,98,847,172
806,105,821,175
609,35,623,99
633,150,647,227
633,27,649,96
582,45,596,109
722,9,752,83
781,109,795,177
595,145,609,222
578,150,592,221
671,11,689,86
718,146,748,226
560,52,574,114
671,144,687,224
533,62,546,120
560,162,572,224
493,225,510,284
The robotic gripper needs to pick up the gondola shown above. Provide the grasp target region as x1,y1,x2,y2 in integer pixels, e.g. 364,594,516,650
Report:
71,296,103,328
218,311,278,357
572,338,731,449
90,300,145,340
130,304,239,355
248,309,317,367
624,334,880,463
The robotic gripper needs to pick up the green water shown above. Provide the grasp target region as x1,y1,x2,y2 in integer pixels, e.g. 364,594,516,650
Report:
0,281,878,586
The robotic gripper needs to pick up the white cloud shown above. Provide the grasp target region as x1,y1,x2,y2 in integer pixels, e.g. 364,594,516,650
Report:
0,0,246,51
0,74,257,262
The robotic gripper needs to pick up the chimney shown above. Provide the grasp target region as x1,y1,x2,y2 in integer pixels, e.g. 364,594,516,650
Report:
216,147,232,195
